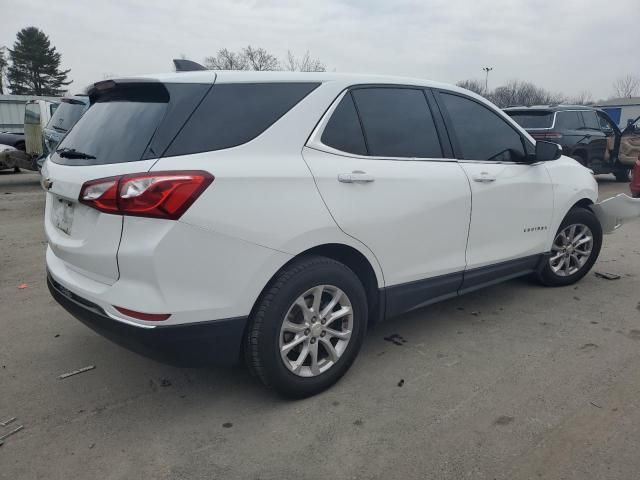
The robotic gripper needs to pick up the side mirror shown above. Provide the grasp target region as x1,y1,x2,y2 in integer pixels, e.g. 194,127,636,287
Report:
535,140,562,162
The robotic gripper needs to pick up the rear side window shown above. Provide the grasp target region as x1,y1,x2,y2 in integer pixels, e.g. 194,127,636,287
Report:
166,82,319,156
351,88,442,158
321,93,367,155
581,111,600,130
440,93,526,162
555,111,583,130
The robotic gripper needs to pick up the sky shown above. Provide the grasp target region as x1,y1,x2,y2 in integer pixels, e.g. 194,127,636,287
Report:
3,0,639,100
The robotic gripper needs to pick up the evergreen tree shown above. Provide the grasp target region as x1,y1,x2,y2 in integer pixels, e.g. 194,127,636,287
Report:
7,27,71,96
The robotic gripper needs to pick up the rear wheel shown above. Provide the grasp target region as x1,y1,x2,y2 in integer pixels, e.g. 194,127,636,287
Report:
246,256,367,398
13,166,20,173
537,208,602,286
614,168,631,182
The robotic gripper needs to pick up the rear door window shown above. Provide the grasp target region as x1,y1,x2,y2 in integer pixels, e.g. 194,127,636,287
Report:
350,88,442,158
440,92,527,162
555,111,583,130
166,82,319,156
320,93,367,155
580,111,601,130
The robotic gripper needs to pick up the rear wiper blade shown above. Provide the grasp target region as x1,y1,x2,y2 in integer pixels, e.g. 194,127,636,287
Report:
56,147,96,159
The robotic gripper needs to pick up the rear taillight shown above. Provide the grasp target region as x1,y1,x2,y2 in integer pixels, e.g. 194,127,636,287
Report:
79,171,214,220
530,131,563,140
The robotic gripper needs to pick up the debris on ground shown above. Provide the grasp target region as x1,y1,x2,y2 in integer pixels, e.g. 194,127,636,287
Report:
0,417,16,427
471,311,480,316
397,379,405,387
222,422,233,428
590,401,603,408
17,283,28,289
383,334,407,346
493,415,514,426
0,424,24,443
58,365,96,380
160,378,172,387
594,271,621,280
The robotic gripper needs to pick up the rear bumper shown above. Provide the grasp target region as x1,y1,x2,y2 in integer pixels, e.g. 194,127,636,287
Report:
48,273,247,367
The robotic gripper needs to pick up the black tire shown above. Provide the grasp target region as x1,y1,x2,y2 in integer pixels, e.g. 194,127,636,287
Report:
13,166,20,173
246,255,367,398
537,208,602,287
614,168,631,182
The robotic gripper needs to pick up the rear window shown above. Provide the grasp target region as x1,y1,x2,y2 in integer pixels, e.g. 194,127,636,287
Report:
46,100,87,132
53,82,318,166
505,111,553,129
165,82,319,157
25,103,40,125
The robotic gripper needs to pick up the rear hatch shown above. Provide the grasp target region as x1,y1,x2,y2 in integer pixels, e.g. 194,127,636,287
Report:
44,78,214,284
505,110,558,140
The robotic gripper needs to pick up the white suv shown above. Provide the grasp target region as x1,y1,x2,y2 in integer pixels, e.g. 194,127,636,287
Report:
43,71,625,397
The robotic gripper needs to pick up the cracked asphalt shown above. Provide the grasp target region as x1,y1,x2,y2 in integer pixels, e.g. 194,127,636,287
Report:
1,171,639,479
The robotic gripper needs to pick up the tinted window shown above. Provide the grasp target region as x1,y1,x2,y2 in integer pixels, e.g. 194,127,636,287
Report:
581,111,600,130
321,93,367,155
55,83,170,165
506,111,553,129
351,88,442,158
555,111,583,130
440,93,526,162
46,100,87,132
167,83,319,156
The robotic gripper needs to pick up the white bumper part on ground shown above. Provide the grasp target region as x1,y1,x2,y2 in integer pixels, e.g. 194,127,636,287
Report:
594,194,640,233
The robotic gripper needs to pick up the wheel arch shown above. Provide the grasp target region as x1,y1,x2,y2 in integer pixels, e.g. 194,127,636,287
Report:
250,243,385,329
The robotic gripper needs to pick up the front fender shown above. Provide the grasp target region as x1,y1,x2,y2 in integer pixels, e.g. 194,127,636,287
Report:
593,194,640,233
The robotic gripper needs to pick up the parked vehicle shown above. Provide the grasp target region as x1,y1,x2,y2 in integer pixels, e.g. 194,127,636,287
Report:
0,93,59,133
631,160,640,198
42,95,90,157
504,105,640,182
0,99,58,171
43,72,640,397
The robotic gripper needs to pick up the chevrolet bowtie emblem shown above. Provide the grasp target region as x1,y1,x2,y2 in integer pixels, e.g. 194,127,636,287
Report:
42,178,53,190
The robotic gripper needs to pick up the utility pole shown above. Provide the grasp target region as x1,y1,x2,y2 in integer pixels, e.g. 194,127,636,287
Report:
482,66,493,93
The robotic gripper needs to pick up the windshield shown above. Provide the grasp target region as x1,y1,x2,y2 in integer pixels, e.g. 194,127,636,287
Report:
46,101,87,132
505,111,554,129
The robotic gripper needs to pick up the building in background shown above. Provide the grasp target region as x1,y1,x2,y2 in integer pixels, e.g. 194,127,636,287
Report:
596,97,640,128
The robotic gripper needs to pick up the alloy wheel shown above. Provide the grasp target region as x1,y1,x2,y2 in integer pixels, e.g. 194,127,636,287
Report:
279,285,353,377
549,223,594,277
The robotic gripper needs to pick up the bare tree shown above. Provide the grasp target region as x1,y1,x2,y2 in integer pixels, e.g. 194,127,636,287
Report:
284,50,325,72
242,46,279,71
612,74,640,98
487,80,564,108
456,79,485,95
569,90,593,105
204,48,248,70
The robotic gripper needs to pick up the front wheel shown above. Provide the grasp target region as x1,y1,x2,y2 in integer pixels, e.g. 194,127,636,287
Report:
537,208,602,286
246,256,367,398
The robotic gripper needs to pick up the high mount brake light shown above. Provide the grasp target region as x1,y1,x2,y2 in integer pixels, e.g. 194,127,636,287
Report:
79,171,214,220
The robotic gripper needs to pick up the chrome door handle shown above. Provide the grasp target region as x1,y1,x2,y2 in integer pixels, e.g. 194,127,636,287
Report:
338,171,375,183
472,172,496,183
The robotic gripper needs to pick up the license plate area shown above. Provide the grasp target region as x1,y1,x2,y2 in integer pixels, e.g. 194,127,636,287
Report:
52,197,74,235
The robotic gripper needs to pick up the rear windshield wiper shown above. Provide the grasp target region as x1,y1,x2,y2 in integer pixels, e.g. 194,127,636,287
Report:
56,147,96,160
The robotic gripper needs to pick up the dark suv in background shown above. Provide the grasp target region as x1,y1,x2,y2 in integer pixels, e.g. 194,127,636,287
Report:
505,105,640,182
